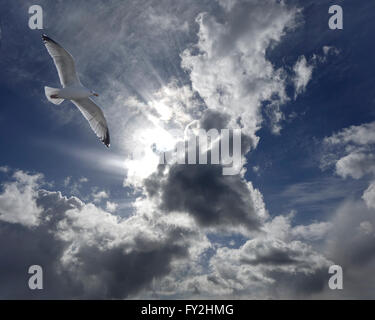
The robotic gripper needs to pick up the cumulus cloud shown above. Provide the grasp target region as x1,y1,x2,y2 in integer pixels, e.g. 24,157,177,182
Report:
0,170,209,298
181,0,299,137
0,166,354,299
314,121,375,297
0,171,43,227
323,121,375,207
291,222,333,242
167,235,332,299
325,121,375,147
336,152,375,179
264,213,332,243
145,164,268,232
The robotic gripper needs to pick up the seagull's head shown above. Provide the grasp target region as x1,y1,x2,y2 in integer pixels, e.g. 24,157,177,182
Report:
91,91,99,97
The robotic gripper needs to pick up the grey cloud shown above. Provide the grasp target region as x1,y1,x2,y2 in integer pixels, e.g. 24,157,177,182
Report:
313,200,375,298
200,109,230,132
71,240,187,299
0,173,195,299
145,164,267,231
197,237,332,299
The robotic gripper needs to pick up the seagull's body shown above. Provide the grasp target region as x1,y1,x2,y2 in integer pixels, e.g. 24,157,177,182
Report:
42,34,110,147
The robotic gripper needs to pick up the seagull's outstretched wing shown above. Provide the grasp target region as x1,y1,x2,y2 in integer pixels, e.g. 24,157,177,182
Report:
42,34,80,87
71,98,110,147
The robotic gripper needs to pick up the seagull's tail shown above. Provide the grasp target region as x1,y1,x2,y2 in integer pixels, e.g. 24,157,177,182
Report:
44,86,64,105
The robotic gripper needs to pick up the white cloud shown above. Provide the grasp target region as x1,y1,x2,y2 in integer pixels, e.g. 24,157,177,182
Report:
362,181,375,209
291,221,333,241
336,152,375,179
293,55,313,97
0,166,9,173
323,122,375,208
181,0,298,139
79,177,89,183
0,171,43,226
324,121,375,146
106,201,118,213
92,190,109,203
264,213,332,242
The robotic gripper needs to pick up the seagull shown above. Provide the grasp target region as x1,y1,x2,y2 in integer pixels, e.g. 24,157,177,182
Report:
42,34,110,147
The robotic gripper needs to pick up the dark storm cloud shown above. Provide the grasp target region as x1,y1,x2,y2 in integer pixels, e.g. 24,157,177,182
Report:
0,190,84,299
144,108,264,231
145,164,265,231
72,240,187,299
0,188,191,299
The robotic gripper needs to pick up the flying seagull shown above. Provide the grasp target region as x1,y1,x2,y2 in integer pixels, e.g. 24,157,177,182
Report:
42,34,110,147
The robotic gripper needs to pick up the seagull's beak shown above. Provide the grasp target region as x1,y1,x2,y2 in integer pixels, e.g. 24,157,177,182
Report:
93,93,99,97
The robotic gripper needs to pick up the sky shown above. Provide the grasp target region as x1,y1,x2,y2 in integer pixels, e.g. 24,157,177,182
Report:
0,0,375,299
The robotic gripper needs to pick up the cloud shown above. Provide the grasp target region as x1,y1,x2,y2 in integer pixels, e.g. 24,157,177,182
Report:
181,236,332,299
323,121,375,206
144,6,189,32
362,181,375,209
317,200,375,298
324,121,375,146
145,164,268,232
63,176,90,197
335,152,375,179
0,166,9,173
293,55,313,98
291,222,333,242
322,45,340,57
181,0,299,137
106,201,118,213
92,190,109,203
315,120,375,297
0,171,43,227
0,170,208,298
263,213,332,243
2,167,362,299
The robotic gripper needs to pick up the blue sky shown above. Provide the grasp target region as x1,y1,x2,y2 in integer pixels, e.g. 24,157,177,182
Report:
0,0,375,299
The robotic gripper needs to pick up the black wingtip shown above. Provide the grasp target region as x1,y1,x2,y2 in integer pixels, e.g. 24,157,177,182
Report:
103,129,110,148
42,34,57,44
